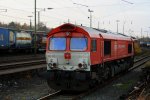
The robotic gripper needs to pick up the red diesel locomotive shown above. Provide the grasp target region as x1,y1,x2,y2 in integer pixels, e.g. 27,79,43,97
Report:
45,23,134,91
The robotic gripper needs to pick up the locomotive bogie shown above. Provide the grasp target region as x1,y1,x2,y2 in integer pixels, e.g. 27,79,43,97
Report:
47,70,91,91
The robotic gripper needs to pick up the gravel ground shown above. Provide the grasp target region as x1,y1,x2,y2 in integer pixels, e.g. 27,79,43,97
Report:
0,75,55,100
82,65,144,100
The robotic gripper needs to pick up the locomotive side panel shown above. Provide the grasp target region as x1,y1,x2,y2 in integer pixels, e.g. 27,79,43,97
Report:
90,38,101,65
111,40,118,59
117,40,128,58
102,39,120,62
102,39,134,62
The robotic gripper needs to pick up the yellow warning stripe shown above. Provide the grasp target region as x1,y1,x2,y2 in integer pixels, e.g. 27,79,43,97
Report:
16,37,31,40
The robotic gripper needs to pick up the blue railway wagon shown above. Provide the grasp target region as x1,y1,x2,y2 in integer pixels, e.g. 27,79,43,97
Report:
0,27,32,51
0,27,15,50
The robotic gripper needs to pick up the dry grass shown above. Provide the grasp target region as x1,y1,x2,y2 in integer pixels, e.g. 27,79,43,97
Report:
145,61,150,68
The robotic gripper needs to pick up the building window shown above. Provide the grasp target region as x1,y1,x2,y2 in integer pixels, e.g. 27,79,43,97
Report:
91,39,97,52
104,40,111,55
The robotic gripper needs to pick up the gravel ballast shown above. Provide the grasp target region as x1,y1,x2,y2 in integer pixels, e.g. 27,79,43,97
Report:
82,65,143,100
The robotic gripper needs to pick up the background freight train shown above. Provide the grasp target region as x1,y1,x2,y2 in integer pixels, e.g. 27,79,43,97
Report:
0,27,47,52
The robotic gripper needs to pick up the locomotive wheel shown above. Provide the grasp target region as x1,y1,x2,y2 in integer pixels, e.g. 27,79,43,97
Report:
103,66,111,80
47,80,60,91
89,79,97,88
47,80,50,86
110,66,115,77
129,57,134,67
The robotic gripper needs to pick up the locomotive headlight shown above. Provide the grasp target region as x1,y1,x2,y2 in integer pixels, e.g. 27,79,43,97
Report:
50,59,53,63
83,61,87,69
48,63,57,69
48,63,52,68
78,63,83,68
78,58,88,69
47,58,58,69
53,63,57,68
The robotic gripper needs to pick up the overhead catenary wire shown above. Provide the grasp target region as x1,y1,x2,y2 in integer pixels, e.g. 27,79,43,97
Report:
0,13,31,21
12,0,33,6
0,0,149,35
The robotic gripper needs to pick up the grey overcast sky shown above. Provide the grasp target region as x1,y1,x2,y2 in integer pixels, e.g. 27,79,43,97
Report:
0,0,150,37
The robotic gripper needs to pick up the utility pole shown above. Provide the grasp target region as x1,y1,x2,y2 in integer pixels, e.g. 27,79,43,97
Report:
0,9,7,27
141,28,143,39
28,16,33,30
88,9,94,28
123,21,125,34
33,4,53,55
68,19,70,23
116,20,120,34
34,0,37,55
36,8,53,29
36,8,45,30
144,31,148,42
37,11,40,29
73,3,94,27
98,21,99,29
147,27,150,38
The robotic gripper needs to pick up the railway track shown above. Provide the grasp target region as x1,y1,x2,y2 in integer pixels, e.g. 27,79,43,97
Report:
0,54,45,63
0,59,46,75
37,56,150,100
126,61,150,100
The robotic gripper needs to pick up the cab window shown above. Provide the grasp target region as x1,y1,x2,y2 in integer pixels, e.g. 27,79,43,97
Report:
49,37,66,50
70,38,87,51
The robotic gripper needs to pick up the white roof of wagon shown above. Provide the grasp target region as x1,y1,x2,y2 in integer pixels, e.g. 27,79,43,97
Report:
79,26,131,41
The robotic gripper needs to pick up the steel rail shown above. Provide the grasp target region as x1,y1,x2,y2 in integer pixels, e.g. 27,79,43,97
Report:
0,59,46,75
134,55,150,63
0,59,46,70
37,90,61,100
0,54,45,63
0,56,45,64
0,64,46,75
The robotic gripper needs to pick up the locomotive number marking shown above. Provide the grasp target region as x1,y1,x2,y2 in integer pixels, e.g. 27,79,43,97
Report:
118,44,126,48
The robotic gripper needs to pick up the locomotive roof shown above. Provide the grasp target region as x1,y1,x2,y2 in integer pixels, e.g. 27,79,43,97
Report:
78,25,132,41
48,23,132,41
